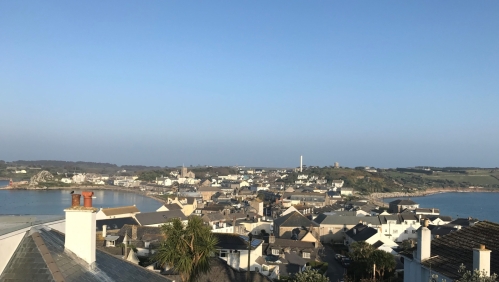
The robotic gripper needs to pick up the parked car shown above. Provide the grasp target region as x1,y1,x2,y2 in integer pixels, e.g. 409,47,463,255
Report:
335,254,346,261
341,258,352,268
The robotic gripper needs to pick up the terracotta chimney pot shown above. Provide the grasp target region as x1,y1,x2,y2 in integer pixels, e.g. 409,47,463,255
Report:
82,191,94,208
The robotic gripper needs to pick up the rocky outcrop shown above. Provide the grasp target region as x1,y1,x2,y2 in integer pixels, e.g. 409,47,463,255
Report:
29,171,54,187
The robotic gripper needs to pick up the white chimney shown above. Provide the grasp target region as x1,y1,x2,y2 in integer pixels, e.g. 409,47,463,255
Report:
417,219,431,262
473,244,491,276
102,225,107,238
64,191,97,267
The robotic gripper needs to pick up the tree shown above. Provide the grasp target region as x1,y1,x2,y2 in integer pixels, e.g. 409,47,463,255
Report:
455,263,498,282
348,242,395,280
370,250,396,279
153,216,218,282
291,267,329,282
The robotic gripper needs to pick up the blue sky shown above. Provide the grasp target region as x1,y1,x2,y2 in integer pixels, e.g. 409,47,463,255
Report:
1,1,498,168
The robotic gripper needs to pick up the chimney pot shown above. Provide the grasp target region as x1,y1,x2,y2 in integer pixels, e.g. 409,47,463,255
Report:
71,194,81,207
82,191,94,208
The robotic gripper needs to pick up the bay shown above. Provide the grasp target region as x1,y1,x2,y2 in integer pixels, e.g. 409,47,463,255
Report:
0,189,162,215
384,192,499,223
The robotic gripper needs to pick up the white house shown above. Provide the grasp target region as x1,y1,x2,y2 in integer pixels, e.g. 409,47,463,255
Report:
341,187,354,196
332,180,344,188
379,214,421,242
96,205,141,220
344,223,398,253
60,178,72,184
155,177,172,186
72,173,86,184
214,233,263,272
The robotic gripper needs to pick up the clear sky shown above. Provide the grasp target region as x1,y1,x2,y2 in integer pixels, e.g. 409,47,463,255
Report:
1,1,498,168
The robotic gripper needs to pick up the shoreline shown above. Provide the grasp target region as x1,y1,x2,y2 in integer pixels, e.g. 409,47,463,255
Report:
0,185,166,204
367,187,499,207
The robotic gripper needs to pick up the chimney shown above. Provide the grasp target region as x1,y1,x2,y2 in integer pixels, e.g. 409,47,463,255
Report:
64,191,97,267
132,225,138,240
353,229,357,235
269,234,275,244
473,244,491,276
417,219,431,262
102,225,107,238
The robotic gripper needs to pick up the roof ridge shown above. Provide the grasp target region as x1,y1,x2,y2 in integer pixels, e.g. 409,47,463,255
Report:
31,231,66,282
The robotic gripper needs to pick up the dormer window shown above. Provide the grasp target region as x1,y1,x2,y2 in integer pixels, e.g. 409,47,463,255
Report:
272,249,280,255
302,252,310,259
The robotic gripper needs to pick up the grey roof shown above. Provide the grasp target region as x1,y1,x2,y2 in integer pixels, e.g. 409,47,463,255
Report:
420,221,499,280
274,211,319,228
203,213,226,222
313,214,381,226
379,215,401,224
162,203,182,210
96,217,139,231
134,210,187,226
389,199,417,205
0,228,172,282
214,233,263,250
345,223,378,241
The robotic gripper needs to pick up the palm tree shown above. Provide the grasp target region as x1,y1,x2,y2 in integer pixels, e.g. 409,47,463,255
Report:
153,216,218,282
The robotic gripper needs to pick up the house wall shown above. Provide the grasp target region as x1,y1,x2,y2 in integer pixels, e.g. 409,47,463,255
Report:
381,221,421,242
318,224,355,243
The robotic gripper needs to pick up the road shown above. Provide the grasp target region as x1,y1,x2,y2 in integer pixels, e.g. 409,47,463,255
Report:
320,245,346,282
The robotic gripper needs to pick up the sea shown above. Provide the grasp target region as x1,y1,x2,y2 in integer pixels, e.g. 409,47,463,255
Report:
0,180,161,215
384,192,499,223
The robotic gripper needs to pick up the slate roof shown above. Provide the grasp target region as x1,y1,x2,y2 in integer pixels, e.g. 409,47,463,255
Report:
164,258,270,282
117,224,164,240
134,210,187,226
274,211,319,228
313,214,381,226
419,221,499,280
389,199,417,205
96,217,139,231
203,213,226,222
101,205,140,216
448,217,480,227
161,203,182,210
415,208,440,214
214,233,263,250
0,227,172,282
420,215,453,222
345,223,378,242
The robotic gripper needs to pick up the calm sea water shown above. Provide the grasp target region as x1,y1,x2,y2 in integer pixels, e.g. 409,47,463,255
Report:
0,188,162,215
384,192,499,223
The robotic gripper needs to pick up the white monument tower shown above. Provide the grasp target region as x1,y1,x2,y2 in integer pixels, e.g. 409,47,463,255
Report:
300,155,303,172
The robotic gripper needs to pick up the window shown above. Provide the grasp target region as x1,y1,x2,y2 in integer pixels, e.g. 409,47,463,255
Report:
272,249,280,255
302,252,310,259
412,230,417,234
404,230,408,234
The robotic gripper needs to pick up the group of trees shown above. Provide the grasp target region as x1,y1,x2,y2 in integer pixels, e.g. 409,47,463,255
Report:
348,242,396,281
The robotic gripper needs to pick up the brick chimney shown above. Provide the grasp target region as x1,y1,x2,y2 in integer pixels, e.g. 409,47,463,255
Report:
416,219,431,262
64,191,97,267
473,244,491,276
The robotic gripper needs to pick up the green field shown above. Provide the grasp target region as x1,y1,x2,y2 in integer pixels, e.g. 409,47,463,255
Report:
382,169,499,188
